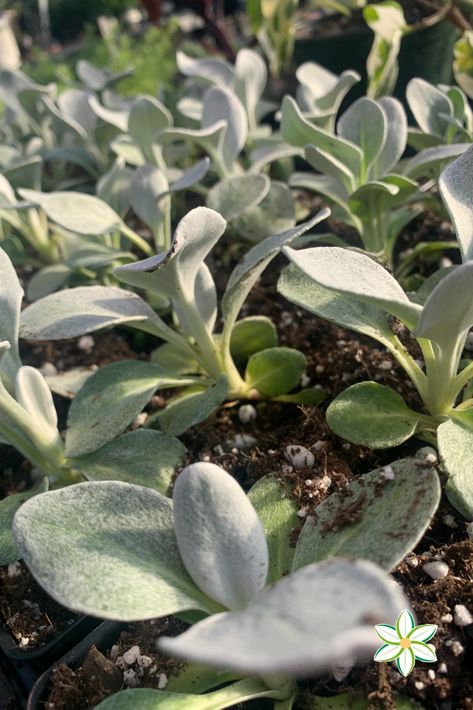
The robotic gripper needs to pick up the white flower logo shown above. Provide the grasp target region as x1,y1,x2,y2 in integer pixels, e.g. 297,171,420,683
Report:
374,609,437,677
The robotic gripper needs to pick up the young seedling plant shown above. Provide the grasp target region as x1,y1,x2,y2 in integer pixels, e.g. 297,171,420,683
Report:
13,457,440,708
20,207,328,446
0,246,188,566
278,145,473,520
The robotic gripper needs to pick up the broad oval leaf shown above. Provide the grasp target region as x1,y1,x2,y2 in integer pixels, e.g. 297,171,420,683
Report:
19,189,123,236
230,316,277,362
293,458,440,571
15,366,59,446
173,462,268,610
72,429,187,494
156,375,228,437
245,347,306,397
207,174,270,221
0,478,48,565
176,51,233,86
202,86,247,172
406,78,453,137
65,360,189,456
373,97,407,176
439,144,473,261
128,96,172,158
338,97,387,175
283,246,421,328
158,558,408,675
248,475,299,584
20,285,165,340
413,261,473,347
13,481,214,619
327,382,420,448
438,413,473,520
278,264,396,348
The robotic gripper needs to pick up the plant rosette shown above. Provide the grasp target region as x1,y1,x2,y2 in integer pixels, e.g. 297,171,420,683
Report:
13,456,441,707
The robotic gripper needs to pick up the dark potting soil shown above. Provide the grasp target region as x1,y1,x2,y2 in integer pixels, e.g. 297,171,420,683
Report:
0,563,78,651
2,219,472,706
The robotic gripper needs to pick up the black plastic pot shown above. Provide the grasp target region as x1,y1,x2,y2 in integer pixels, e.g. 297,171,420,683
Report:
292,14,460,108
27,620,127,710
0,614,100,664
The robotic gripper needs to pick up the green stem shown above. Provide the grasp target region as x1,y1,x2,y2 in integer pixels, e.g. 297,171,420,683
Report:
0,386,65,476
120,224,153,256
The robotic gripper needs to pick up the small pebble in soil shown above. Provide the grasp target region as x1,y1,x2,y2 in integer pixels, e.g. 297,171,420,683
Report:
110,644,120,660
300,373,311,387
414,681,425,691
428,670,436,680
446,639,464,656
132,413,148,429
7,562,21,577
227,433,257,450
453,604,473,627
406,556,419,568
440,256,453,268
381,465,395,480
438,663,448,673
137,654,153,668
378,360,392,371
441,613,453,624
122,645,141,665
123,668,138,687
442,514,457,528
313,439,326,452
315,364,324,374
238,404,257,423
423,560,449,579
40,362,57,377
158,673,168,689
77,335,95,353
297,507,308,518
285,444,315,469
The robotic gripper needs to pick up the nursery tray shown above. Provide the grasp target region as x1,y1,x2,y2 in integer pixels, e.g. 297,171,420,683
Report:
27,620,126,710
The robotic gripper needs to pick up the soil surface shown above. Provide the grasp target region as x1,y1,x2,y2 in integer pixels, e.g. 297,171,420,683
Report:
1,204,472,707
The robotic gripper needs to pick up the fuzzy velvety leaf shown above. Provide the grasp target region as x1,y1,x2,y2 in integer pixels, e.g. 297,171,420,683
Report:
155,375,228,436
201,86,247,171
230,316,277,361
13,481,215,619
413,262,473,349
19,189,122,236
0,478,48,565
327,382,420,448
439,145,473,261
338,97,387,175
248,475,299,584
26,264,71,301
404,144,468,179
406,78,452,137
438,412,473,519
130,165,168,235
293,457,440,571
65,361,189,456
372,97,407,176
232,181,295,243
128,96,172,159
158,559,408,675
173,462,268,610
234,49,267,127
283,246,421,328
222,210,329,337
72,429,186,494
278,264,396,348
20,285,168,341
245,347,306,397
0,247,23,387
207,174,270,221
176,51,233,86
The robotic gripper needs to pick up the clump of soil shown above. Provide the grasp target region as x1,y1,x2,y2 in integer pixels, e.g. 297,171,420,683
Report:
0,563,78,651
